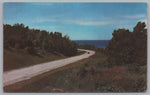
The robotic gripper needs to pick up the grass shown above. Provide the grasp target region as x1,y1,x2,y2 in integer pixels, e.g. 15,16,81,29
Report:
4,48,86,71
4,48,66,71
4,50,147,92
4,57,89,92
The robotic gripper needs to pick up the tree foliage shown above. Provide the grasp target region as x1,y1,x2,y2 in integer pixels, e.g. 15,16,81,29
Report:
4,23,77,56
105,22,147,67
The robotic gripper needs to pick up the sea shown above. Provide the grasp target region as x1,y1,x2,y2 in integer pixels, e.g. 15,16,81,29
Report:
73,40,110,48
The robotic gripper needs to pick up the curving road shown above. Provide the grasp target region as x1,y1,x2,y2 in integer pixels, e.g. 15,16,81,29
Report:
3,49,95,87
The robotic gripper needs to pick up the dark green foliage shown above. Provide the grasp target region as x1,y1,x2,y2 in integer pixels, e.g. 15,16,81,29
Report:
4,23,77,56
105,22,147,69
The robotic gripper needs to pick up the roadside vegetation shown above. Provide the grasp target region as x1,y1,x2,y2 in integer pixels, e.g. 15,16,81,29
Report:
4,48,66,71
4,21,147,92
4,23,78,71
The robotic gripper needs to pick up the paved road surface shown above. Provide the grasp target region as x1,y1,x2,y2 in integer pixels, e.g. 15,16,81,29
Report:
3,49,95,87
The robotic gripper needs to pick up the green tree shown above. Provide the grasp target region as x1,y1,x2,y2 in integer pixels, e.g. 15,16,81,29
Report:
4,23,78,57
105,22,147,67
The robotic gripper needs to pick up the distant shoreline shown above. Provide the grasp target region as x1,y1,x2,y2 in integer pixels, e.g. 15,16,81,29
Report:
72,40,110,41
73,40,110,48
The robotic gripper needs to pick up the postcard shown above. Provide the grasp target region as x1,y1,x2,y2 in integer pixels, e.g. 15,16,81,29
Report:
3,2,147,93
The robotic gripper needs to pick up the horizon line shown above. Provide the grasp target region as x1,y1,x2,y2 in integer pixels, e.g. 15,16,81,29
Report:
72,39,111,41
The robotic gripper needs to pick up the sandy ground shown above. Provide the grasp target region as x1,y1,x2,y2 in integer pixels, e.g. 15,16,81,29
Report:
3,49,95,87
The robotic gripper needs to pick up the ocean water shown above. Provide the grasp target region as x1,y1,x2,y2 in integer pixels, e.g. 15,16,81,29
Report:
73,40,110,48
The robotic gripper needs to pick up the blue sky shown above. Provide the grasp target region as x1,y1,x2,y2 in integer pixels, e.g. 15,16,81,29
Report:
3,3,147,40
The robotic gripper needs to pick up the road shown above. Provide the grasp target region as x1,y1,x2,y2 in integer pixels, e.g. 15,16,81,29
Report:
3,49,95,87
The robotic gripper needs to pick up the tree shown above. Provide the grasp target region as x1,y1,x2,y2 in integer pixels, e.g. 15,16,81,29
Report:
4,23,78,57
105,22,147,67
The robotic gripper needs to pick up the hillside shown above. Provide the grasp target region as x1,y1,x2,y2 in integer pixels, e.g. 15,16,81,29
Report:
4,23,78,71
4,49,66,71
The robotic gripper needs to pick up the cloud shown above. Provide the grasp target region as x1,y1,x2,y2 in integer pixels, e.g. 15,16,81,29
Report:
71,20,114,25
113,18,148,30
138,19,147,29
139,19,147,24
34,18,58,23
29,25,61,31
34,18,114,26
114,24,134,30
29,3,53,6
123,14,146,19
